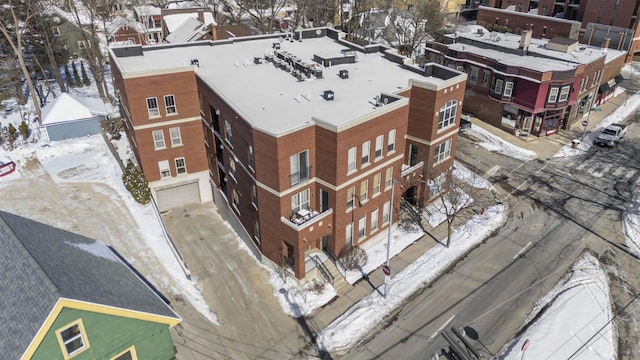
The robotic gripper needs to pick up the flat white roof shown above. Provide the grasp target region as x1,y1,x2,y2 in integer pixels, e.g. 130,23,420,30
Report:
113,35,464,136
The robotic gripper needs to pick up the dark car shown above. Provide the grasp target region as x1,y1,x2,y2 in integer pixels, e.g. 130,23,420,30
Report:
459,115,472,132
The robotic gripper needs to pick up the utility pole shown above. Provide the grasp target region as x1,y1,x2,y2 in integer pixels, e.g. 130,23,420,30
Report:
383,180,395,298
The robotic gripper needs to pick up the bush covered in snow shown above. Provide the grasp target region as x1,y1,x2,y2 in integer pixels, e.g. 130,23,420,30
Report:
122,160,151,204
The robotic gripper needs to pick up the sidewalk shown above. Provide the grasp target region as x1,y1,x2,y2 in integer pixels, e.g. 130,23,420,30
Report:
466,91,628,160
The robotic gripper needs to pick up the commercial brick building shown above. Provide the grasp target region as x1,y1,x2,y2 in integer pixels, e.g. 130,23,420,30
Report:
109,28,466,280
425,25,625,137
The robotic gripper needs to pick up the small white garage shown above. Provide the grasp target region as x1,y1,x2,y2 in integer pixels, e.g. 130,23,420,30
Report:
155,182,201,212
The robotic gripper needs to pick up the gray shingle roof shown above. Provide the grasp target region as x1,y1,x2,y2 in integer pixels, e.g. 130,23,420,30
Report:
0,211,179,359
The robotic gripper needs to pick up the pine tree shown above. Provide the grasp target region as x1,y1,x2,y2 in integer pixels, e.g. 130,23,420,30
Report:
122,160,152,204
8,123,17,144
71,61,82,87
65,63,74,88
19,121,29,139
80,61,91,86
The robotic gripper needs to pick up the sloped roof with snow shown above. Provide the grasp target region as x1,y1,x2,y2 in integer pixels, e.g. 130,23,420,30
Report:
106,16,147,37
165,17,208,43
41,93,106,126
163,12,215,33
134,5,162,17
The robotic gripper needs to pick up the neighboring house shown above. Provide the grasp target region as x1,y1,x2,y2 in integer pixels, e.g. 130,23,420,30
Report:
107,17,148,46
165,17,212,43
41,93,108,141
109,27,467,281
0,210,180,360
161,7,216,42
133,5,163,45
211,24,253,40
424,25,625,137
50,12,100,59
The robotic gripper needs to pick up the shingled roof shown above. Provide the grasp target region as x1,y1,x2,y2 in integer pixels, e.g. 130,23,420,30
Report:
0,211,179,359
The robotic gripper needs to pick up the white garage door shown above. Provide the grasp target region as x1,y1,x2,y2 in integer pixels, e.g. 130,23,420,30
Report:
156,182,201,212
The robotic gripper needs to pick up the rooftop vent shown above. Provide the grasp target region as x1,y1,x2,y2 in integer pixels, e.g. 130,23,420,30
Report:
476,28,484,35
323,90,334,101
339,69,349,79
190,59,200,67
254,57,263,64
272,42,281,50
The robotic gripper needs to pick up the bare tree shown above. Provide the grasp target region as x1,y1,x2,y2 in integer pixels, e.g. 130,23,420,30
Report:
0,0,43,123
217,0,288,34
384,0,444,56
295,0,335,28
342,0,376,45
339,244,368,271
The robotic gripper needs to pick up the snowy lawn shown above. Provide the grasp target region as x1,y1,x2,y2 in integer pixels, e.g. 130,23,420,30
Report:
498,253,614,360
468,125,538,161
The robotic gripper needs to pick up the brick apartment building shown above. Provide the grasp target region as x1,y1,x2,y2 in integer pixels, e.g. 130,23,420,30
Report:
109,28,467,280
425,26,625,136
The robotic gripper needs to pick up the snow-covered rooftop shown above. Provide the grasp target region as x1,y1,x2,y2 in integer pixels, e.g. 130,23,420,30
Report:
450,25,626,73
163,12,215,34
111,34,466,136
165,17,209,43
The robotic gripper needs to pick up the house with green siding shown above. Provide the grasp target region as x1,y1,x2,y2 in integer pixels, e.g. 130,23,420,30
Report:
0,211,181,360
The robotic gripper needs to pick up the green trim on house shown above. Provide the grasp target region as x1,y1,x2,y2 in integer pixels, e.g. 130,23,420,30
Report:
31,308,175,360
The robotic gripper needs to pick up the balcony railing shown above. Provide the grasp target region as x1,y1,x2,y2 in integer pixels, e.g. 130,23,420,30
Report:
282,208,333,230
290,166,311,186
401,161,424,176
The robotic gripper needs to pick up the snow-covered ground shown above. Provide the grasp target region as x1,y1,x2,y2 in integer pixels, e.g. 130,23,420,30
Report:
498,253,615,359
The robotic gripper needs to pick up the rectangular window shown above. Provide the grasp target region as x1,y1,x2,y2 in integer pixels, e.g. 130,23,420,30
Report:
470,67,479,83
251,184,258,208
494,78,504,94
224,120,232,143
164,94,177,114
371,209,379,231
361,141,370,165
78,40,87,49
53,27,60,36
152,130,165,149
584,76,590,91
248,145,255,171
348,147,357,172
504,81,514,97
375,135,384,158
358,216,366,239
232,190,240,211
57,320,88,358
360,179,368,201
387,129,396,152
169,127,182,146
385,167,393,189
346,223,353,245
558,86,570,102
175,157,186,174
291,189,310,213
229,158,236,180
482,72,489,86
548,87,559,103
158,160,170,177
433,139,452,164
290,150,309,186
254,221,260,242
373,173,381,195
592,71,599,85
382,201,390,224
346,186,355,209
146,97,159,117
438,100,458,129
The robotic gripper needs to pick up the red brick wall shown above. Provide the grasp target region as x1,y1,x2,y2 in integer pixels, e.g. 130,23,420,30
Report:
477,7,577,39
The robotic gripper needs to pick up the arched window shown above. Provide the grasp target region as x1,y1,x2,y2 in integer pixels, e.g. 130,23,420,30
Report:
438,100,458,130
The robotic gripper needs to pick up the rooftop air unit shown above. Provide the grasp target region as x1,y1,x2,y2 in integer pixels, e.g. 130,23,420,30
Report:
272,42,281,50
314,68,323,79
190,59,200,67
254,57,263,64
323,90,334,101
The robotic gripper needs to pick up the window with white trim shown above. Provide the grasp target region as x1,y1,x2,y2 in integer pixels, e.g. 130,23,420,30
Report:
493,78,504,95
152,130,165,149
248,146,255,171
290,150,309,186
169,127,182,146
358,216,366,239
232,190,240,211
433,139,452,164
361,141,370,165
438,100,458,130
583,76,589,91
229,158,236,180
504,81,514,97
482,71,489,86
382,201,390,224
373,173,381,195
469,67,479,83
387,129,396,152
158,160,170,178
254,221,260,243
385,167,393,189
57,320,88,358
164,94,176,114
146,97,159,117
375,135,384,159
346,186,355,209
53,27,60,36
548,87,559,103
360,179,368,202
592,71,600,85
291,188,310,213
175,157,186,174
371,208,379,231
224,120,232,143
558,86,570,102
348,147,357,172
346,223,353,245
78,40,87,49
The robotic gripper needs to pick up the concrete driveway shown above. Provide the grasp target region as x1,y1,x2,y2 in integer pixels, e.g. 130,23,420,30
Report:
162,203,317,360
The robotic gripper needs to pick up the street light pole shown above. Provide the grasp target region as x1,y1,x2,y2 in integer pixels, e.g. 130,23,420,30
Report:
383,180,395,298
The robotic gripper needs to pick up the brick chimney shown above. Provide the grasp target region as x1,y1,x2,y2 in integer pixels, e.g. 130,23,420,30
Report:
197,10,205,23
211,24,218,40
603,37,611,49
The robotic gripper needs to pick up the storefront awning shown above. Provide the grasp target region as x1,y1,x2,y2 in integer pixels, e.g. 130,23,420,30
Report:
598,79,616,94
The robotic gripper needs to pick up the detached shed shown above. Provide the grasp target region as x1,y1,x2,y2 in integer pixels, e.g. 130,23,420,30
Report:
41,93,107,141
